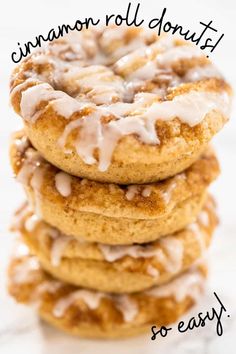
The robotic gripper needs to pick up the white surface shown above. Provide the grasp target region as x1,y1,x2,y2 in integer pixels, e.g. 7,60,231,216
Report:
0,0,236,353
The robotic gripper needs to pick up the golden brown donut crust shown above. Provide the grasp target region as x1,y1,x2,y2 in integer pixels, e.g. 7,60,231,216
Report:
10,132,219,244
22,108,224,184
8,246,207,338
10,27,232,184
13,197,217,293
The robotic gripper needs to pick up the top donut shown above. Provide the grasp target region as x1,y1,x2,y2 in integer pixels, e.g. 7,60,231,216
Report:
10,26,232,184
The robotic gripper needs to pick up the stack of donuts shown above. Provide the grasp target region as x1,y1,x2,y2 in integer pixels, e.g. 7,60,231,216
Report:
8,26,231,338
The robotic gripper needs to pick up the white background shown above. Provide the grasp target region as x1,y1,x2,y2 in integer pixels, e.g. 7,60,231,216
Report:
0,0,236,353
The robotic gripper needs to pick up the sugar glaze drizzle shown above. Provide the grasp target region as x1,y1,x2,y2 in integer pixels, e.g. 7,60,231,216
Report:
11,244,205,323
11,27,231,172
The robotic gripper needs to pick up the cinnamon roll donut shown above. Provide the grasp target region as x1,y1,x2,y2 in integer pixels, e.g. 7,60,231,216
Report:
8,241,207,338
12,197,217,293
10,26,232,184
10,132,219,244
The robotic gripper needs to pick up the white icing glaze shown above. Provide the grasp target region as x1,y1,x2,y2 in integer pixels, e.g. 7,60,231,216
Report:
11,202,32,230
156,45,202,65
146,265,159,278
61,65,125,104
31,53,52,65
24,214,41,232
146,267,204,302
98,235,183,274
20,83,65,122
13,28,231,172
33,193,43,218
12,257,40,284
161,173,186,203
142,186,152,197
53,290,104,317
57,114,100,166
52,95,89,118
59,90,229,171
36,280,63,295
50,266,204,321
16,147,45,217
55,172,72,197
98,243,159,262
100,26,127,48
16,148,44,186
53,289,138,323
138,91,230,127
13,241,30,258
159,236,183,273
125,185,152,200
128,61,157,81
30,165,45,192
116,42,203,83
50,235,73,267
184,64,222,82
198,210,209,226
112,295,138,322
10,78,39,96
162,181,177,204
14,136,30,153
111,36,147,61
125,185,140,201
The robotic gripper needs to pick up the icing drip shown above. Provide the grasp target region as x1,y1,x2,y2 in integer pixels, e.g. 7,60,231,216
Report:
30,166,45,192
50,235,73,267
146,268,204,302
52,95,90,118
98,235,183,274
146,265,159,277
11,242,138,322
53,290,138,323
14,135,30,153
125,185,152,200
36,280,63,295
16,148,43,185
112,295,138,322
98,243,160,262
54,290,97,315
55,172,72,197
53,289,104,316
20,83,65,122
162,181,177,204
59,90,229,171
13,241,30,258
61,65,125,104
156,45,202,65
125,185,140,201
158,236,183,273
11,203,32,230
142,186,152,197
12,257,40,284
115,43,202,83
137,91,229,127
198,210,209,226
13,28,231,172
128,61,157,81
16,147,45,217
24,214,41,232
184,64,222,82
161,173,186,204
